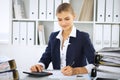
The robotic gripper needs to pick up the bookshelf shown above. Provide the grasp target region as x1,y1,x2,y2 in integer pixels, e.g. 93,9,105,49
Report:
94,0,120,51
11,0,94,46
10,0,120,51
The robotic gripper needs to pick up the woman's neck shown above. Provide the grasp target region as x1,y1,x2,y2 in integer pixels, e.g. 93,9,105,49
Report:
62,26,72,40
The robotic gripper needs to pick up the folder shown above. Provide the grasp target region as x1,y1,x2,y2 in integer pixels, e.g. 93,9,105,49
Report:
103,24,111,48
38,25,46,45
97,0,105,22
12,22,20,45
13,0,26,19
78,0,94,21
54,0,62,20
46,0,54,20
27,22,35,45
29,0,38,19
94,24,103,51
19,22,27,45
39,0,46,20
105,0,113,22
113,0,120,22
111,25,119,47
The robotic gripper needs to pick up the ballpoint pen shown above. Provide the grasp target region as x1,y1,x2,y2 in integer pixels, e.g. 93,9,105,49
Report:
69,61,75,67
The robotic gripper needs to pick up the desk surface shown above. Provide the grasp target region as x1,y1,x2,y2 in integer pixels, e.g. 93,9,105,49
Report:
21,70,120,80
21,70,91,80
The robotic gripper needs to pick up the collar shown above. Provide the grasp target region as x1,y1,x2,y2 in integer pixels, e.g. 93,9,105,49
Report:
56,25,77,39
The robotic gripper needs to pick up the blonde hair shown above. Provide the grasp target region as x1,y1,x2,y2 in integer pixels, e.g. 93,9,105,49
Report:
56,3,75,15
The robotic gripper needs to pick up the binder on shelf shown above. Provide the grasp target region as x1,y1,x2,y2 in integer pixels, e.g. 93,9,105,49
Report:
29,0,38,19
39,0,47,20
12,22,20,45
111,25,119,47
46,0,54,20
105,0,113,22
13,0,26,19
103,25,111,48
19,22,27,45
113,0,120,22
54,0,62,20
38,25,46,45
97,0,105,22
94,24,103,51
27,22,35,45
79,0,94,21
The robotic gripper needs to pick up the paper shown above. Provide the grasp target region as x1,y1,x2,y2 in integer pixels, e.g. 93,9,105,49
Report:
48,70,91,80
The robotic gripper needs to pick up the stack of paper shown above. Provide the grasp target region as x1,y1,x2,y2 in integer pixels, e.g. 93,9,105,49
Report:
0,56,19,80
96,47,120,74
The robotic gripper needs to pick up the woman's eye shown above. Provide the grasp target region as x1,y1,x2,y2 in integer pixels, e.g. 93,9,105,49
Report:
65,18,70,20
58,19,62,21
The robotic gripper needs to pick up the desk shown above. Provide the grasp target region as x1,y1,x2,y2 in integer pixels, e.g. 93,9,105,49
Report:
21,70,91,80
21,70,120,80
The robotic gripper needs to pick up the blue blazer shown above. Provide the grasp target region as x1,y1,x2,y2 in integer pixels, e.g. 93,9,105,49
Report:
39,30,95,69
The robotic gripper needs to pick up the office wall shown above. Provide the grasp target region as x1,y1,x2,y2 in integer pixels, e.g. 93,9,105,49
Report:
0,45,53,79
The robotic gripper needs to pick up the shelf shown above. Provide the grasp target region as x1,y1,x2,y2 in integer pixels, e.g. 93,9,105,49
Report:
95,22,120,24
73,21,94,24
12,19,36,21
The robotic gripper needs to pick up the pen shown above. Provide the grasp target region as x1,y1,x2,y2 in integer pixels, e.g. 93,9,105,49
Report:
69,61,75,67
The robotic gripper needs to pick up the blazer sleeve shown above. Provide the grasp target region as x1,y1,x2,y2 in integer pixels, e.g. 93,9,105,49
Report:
82,33,95,64
39,33,54,69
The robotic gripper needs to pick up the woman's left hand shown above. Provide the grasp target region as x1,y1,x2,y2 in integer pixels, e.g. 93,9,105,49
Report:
61,66,73,76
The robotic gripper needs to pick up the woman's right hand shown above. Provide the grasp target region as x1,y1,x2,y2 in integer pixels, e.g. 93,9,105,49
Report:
30,64,43,72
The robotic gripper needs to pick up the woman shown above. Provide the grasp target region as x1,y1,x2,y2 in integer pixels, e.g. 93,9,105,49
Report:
30,3,95,76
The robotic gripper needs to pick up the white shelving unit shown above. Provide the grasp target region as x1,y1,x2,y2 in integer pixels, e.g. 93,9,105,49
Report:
10,0,120,51
11,0,94,45
93,0,120,51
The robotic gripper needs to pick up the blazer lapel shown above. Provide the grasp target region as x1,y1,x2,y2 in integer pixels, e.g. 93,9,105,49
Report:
66,37,76,66
52,38,61,69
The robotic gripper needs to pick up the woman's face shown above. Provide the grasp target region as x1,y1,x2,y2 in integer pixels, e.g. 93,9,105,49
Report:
56,11,75,31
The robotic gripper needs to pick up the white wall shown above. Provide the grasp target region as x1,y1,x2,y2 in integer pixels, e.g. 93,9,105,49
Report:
0,0,10,44
0,44,50,79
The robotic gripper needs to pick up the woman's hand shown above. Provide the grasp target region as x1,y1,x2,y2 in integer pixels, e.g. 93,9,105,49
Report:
61,66,73,76
61,66,88,76
30,64,43,72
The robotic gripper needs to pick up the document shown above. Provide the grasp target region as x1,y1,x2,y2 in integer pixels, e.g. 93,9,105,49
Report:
48,70,91,80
